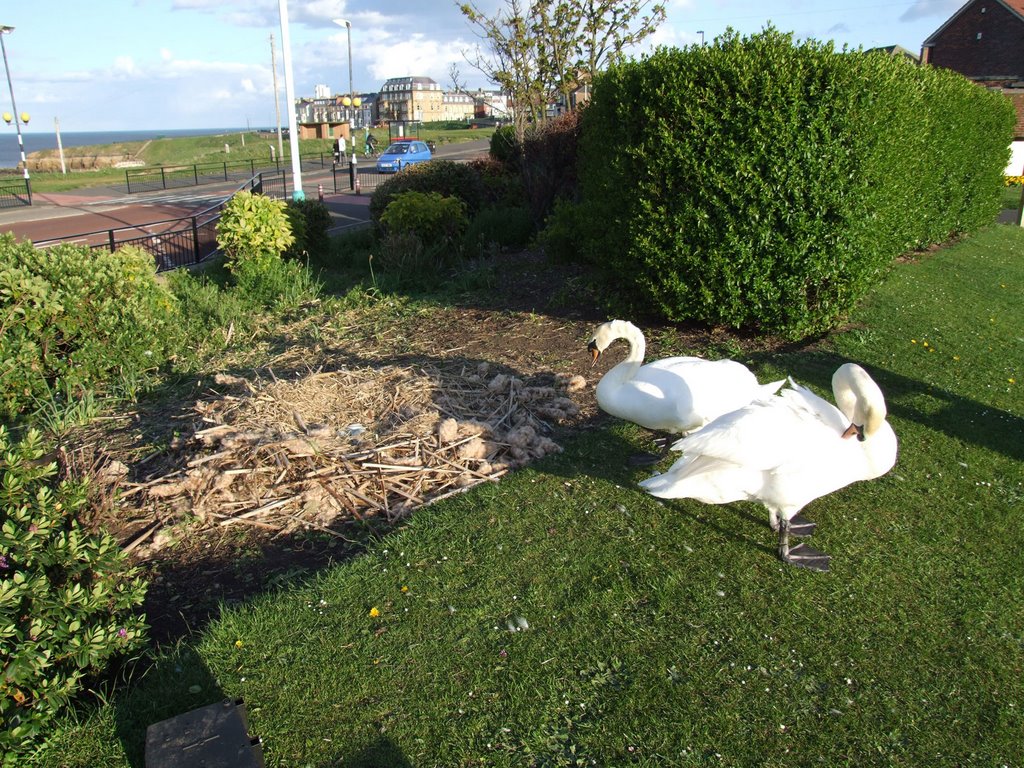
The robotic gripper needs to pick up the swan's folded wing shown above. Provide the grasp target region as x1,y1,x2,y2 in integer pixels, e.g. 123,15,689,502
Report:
668,400,789,468
779,379,847,434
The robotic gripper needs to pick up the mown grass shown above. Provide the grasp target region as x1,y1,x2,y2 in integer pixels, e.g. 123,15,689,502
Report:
38,226,1023,767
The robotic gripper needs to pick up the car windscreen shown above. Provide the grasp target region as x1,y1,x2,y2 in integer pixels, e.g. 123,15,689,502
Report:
385,144,410,154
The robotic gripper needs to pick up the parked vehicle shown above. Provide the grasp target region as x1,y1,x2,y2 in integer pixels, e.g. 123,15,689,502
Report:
375,139,432,173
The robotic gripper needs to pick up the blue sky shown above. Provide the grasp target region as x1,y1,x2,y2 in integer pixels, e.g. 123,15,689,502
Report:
1,0,965,133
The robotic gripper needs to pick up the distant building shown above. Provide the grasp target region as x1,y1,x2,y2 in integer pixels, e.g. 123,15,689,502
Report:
442,92,475,122
378,76,444,123
920,0,1024,172
921,0,1024,82
313,84,332,99
865,44,920,63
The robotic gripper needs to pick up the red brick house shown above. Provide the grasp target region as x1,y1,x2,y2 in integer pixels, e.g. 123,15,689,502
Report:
921,0,1024,81
920,0,1024,172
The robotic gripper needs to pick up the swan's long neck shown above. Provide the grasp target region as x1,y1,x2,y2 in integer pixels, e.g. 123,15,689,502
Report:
598,321,646,390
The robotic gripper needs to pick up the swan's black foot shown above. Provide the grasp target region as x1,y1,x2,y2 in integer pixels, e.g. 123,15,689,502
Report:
788,513,816,537
628,452,663,467
783,543,831,572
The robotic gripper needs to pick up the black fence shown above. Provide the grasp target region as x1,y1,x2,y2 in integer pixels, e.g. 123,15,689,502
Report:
33,171,290,272
0,175,31,208
125,152,339,194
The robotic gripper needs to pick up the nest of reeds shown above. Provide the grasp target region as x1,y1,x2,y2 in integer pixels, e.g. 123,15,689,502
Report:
119,363,587,552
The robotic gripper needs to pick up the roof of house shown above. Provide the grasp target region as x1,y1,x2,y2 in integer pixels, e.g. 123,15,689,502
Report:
923,0,1024,45
865,44,920,61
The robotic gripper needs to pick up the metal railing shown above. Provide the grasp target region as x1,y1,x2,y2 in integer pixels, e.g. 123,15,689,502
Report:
33,170,290,272
125,152,339,194
0,175,31,207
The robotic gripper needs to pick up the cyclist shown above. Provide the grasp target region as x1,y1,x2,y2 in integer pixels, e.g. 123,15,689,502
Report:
364,132,378,157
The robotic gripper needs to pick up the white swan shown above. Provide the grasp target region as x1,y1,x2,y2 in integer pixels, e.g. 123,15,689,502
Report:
587,319,783,435
639,363,898,572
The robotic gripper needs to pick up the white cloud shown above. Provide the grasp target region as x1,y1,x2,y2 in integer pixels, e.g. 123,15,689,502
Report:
241,78,257,92
112,56,137,75
160,48,173,61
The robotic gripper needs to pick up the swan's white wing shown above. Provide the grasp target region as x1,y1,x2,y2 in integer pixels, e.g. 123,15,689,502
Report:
669,394,842,470
779,378,847,435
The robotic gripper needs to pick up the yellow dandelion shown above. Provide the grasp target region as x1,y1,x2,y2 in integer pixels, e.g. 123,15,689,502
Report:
401,585,409,593
369,607,380,618
911,339,917,344
234,640,244,648
1010,378,1016,385
922,341,929,347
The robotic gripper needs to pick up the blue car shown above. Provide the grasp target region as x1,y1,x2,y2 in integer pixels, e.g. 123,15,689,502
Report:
375,139,433,173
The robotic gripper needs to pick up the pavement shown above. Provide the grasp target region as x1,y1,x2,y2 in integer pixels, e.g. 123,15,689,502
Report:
0,139,491,245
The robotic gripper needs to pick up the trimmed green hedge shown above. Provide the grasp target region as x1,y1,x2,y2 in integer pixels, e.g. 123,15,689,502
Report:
559,28,1015,338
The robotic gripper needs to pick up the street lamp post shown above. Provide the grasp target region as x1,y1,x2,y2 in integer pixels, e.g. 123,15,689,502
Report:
277,0,304,201
332,19,356,127
0,25,31,205
697,30,704,47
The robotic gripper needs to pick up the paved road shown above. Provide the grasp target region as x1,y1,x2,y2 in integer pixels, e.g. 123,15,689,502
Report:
0,138,489,245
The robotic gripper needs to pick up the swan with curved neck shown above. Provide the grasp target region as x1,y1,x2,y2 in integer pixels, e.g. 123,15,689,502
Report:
587,320,783,435
639,362,898,572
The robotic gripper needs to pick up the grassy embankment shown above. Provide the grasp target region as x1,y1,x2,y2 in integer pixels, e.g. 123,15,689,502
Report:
37,219,1024,766
20,123,496,194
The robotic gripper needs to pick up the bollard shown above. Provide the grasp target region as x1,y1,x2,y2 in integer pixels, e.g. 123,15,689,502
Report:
318,183,323,202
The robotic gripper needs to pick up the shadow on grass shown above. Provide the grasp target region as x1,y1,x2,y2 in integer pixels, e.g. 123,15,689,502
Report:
112,646,226,767
751,349,1024,463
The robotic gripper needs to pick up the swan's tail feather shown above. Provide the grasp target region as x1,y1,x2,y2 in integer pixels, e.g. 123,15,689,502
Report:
759,379,786,398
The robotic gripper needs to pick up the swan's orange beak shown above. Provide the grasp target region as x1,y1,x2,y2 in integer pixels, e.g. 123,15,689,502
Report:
587,341,600,367
842,423,865,441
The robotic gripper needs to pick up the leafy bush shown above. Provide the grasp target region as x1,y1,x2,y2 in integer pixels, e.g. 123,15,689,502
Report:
489,125,520,166
464,207,536,256
380,190,468,246
216,191,295,274
465,158,528,209
521,109,584,223
562,28,1015,338
0,236,178,421
232,254,322,310
369,161,487,228
284,199,332,260
0,427,147,764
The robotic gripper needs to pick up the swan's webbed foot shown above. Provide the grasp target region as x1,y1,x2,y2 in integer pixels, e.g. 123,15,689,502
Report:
778,520,830,572
783,543,831,572
787,513,816,538
627,432,673,467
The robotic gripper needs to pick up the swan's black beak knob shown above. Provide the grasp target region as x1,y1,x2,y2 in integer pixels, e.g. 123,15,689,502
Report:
587,340,600,367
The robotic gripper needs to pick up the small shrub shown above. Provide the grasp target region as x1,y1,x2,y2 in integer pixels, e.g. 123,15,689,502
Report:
284,199,332,260
489,125,521,166
464,206,535,256
0,427,147,764
0,236,179,421
232,255,322,310
380,190,468,246
465,158,528,209
216,191,295,275
369,161,487,228
521,109,584,222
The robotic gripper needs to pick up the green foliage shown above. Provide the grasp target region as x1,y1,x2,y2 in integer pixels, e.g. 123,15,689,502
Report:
369,161,487,228
521,109,584,222
489,125,520,166
464,206,536,256
0,427,147,764
563,28,1016,338
0,236,178,421
215,191,295,274
284,199,332,260
231,255,322,310
465,157,528,209
380,190,468,246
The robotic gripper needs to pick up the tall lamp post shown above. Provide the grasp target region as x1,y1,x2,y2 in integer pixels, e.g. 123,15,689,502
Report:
277,0,304,201
0,25,30,205
697,30,704,47
332,19,357,128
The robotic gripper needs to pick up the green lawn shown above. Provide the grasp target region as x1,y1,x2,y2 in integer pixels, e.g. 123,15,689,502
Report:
39,226,1023,767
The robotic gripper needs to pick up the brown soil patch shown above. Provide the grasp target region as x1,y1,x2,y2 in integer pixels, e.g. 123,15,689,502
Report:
65,251,774,646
